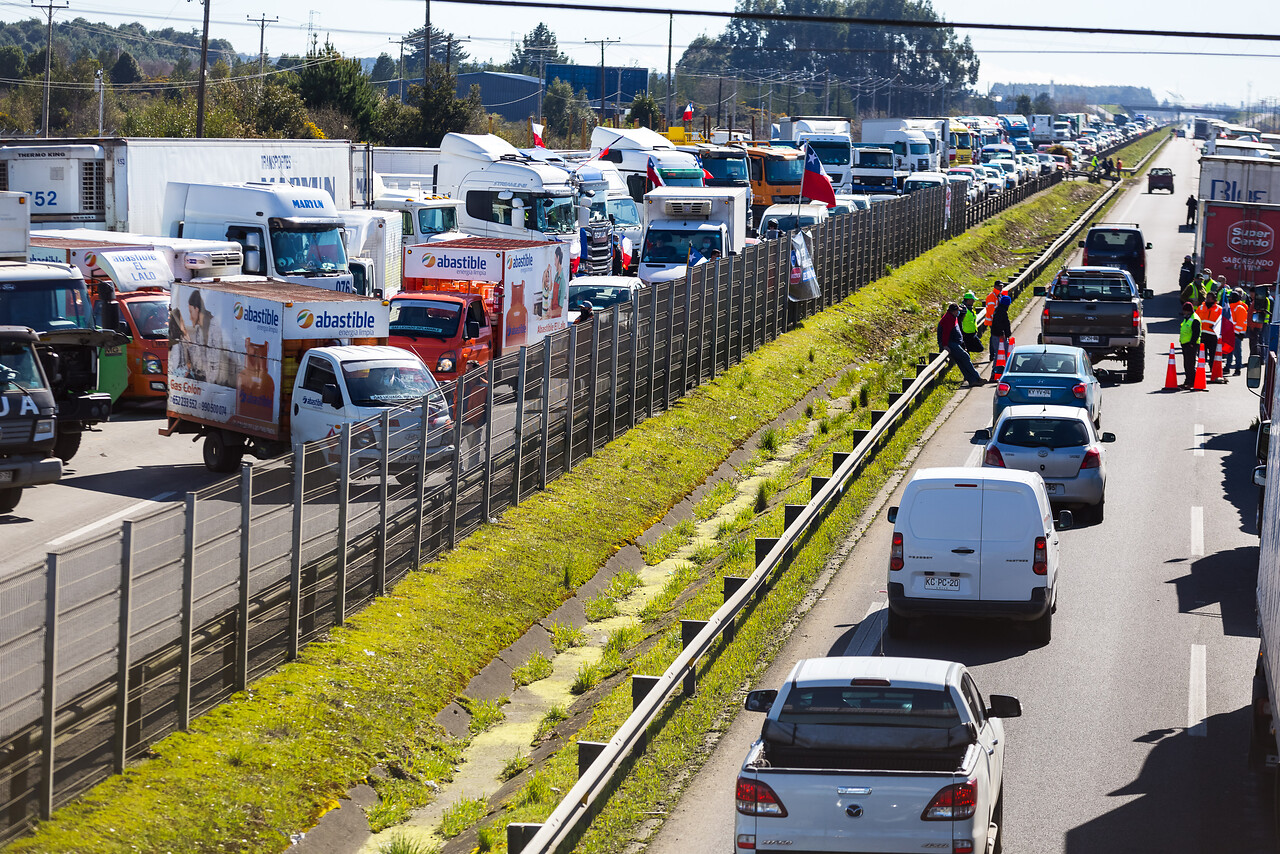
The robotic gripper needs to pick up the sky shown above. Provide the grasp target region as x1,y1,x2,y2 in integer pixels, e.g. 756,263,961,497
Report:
7,0,1280,108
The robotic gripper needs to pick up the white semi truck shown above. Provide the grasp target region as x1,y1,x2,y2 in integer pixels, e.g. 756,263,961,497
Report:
638,186,748,285
859,120,933,173
775,116,855,194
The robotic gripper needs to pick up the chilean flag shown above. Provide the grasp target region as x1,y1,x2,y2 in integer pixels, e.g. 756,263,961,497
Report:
683,102,694,121
800,143,837,209
531,122,546,148
647,156,665,188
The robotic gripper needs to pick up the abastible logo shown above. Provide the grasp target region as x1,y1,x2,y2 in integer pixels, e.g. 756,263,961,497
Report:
430,254,486,271
236,302,280,326
234,302,244,320
305,310,378,331
296,309,315,328
507,253,534,270
1229,221,1274,257
423,254,437,268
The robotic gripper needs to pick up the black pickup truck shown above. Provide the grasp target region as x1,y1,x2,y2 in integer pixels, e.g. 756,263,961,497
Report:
1034,266,1154,382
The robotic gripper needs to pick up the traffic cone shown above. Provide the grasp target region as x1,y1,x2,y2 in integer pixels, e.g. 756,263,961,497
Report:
1193,343,1208,390
1211,345,1224,382
992,339,1007,378
1163,343,1179,389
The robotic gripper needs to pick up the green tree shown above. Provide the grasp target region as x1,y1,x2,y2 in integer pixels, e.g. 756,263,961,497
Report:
1032,92,1055,116
419,63,476,146
403,25,467,77
110,50,142,85
626,93,661,128
371,53,396,82
509,23,568,76
370,95,422,145
295,41,378,139
1014,94,1032,116
0,45,25,82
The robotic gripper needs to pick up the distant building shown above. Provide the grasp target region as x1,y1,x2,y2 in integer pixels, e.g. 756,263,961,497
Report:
456,72,540,121
546,64,648,118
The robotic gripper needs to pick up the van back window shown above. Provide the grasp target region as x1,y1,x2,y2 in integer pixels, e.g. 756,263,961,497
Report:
1085,230,1142,252
907,486,980,540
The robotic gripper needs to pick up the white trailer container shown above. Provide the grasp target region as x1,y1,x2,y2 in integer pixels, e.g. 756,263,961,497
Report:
775,117,855,193
29,227,244,287
340,210,404,298
1029,114,1056,144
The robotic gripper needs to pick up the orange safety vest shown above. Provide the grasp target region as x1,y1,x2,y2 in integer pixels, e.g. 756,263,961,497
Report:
984,288,1001,326
1232,302,1249,332
1196,303,1223,335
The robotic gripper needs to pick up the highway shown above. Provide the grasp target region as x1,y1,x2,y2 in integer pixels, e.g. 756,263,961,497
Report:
646,136,1277,852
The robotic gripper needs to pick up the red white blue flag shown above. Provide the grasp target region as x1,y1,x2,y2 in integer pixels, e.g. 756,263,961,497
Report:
800,143,837,209
683,102,694,121
647,156,665,188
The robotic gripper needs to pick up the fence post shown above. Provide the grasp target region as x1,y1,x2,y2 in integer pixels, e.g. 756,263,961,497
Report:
664,281,676,410
563,327,577,473
682,275,694,393
289,446,304,659
511,347,528,506
481,359,496,520
629,293,640,428
236,463,252,687
336,427,352,623
115,521,134,774
178,492,197,728
710,263,721,376
609,307,620,440
412,400,427,572
539,347,552,488
648,285,659,417
697,266,708,384
39,552,59,820
376,412,390,594
449,384,466,551
587,321,600,454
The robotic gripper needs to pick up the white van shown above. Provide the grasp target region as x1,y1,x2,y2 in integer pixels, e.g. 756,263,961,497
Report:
885,467,1072,643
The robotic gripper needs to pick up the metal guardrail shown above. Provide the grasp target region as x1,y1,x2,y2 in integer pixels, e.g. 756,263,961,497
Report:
507,126,1168,854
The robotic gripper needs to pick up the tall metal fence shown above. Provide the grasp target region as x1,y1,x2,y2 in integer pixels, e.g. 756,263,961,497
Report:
0,169,1066,841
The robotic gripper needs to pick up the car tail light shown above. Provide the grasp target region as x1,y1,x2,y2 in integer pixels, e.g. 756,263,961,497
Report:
953,841,976,854
996,382,1010,397
1072,383,1087,399
922,779,977,820
1033,536,1048,575
1080,447,1101,469
1133,307,1140,329
1041,306,1049,330
890,532,904,570
736,834,756,850
736,777,788,817
984,446,1005,467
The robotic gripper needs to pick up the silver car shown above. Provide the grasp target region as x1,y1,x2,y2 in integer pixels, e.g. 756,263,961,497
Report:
980,404,1115,520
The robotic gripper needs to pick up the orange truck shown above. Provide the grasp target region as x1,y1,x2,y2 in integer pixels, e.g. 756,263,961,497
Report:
741,143,805,227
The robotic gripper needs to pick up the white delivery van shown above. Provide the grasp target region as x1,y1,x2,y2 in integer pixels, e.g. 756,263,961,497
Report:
886,467,1072,643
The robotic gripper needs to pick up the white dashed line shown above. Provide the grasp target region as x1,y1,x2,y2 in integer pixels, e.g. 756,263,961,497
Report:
1188,644,1207,737
1194,424,1205,457
1190,506,1204,557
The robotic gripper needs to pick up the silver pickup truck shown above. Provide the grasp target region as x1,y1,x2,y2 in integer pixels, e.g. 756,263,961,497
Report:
1034,266,1153,382
736,656,1021,854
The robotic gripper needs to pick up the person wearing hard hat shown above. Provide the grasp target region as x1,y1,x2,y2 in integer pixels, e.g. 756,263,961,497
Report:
959,290,983,357
1180,302,1202,389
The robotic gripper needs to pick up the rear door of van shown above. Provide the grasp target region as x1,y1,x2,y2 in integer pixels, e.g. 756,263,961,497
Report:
902,478,983,601
979,479,1049,601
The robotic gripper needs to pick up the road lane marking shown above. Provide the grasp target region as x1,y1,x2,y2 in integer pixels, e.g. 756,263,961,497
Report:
965,444,982,468
1191,506,1204,556
47,491,178,547
1194,423,1205,457
844,601,885,656
1188,644,1207,736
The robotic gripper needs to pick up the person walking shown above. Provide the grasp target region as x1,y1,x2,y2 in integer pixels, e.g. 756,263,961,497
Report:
1115,157,1123,176
989,292,1012,375
1228,290,1249,375
1180,302,1202,389
1186,194,1198,226
983,281,1003,359
960,290,983,356
1251,286,1274,359
1178,255,1197,289
1196,291,1223,375
938,303,985,387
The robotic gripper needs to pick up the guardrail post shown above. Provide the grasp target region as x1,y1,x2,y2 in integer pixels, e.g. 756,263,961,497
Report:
681,620,708,696
40,552,59,820
755,537,779,568
563,327,577,473
539,350,552,489
852,429,870,447
723,575,746,642
832,451,852,471
289,446,304,659
482,358,495,520
179,492,196,728
810,475,829,496
507,823,543,854
632,674,661,711
577,740,606,777
237,463,253,683
511,347,528,507
411,402,426,572
887,392,902,406
115,521,134,774
784,504,804,529
609,307,620,440
902,376,916,392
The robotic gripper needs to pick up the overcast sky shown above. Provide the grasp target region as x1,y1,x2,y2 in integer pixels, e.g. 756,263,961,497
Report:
14,0,1280,107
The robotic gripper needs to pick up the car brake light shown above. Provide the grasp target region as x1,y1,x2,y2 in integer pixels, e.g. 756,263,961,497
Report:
1041,306,1049,330
736,777,788,817
984,446,1005,467
890,532,904,570
922,780,977,820
1080,447,1101,469
1033,536,1048,575
1072,383,1087,399
953,841,976,854
996,382,1010,397
736,834,757,850
1133,307,1140,328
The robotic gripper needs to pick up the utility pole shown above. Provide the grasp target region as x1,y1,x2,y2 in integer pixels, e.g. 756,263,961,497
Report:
665,13,673,125
389,36,408,103
193,0,212,137
424,0,431,74
33,0,67,138
443,35,468,75
716,76,722,127
247,13,277,102
584,37,619,122
93,68,103,135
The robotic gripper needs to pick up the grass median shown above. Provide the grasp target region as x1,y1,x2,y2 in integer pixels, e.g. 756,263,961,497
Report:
7,180,1107,854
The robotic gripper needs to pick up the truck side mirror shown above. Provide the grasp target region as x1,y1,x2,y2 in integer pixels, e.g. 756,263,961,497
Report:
1077,240,1085,248
321,383,343,409
1255,465,1267,487
1145,242,1153,249
974,428,991,441
243,248,263,275
1248,355,1263,389
466,319,481,340
1101,432,1116,443
744,689,777,713
985,694,1022,719
96,282,120,332
1142,289,1154,299
1033,285,1045,296
887,506,898,523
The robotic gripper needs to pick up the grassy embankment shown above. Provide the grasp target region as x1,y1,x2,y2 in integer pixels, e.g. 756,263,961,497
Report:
7,178,1109,854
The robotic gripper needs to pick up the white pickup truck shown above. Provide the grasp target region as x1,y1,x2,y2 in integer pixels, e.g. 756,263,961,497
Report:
735,656,1021,854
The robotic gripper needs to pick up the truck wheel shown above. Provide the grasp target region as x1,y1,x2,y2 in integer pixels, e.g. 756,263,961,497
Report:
1127,344,1146,383
1032,608,1052,644
53,430,82,463
203,431,245,473
0,487,21,514
887,607,910,640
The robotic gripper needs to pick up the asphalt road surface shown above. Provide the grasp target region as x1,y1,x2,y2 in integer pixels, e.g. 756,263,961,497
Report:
647,137,1277,853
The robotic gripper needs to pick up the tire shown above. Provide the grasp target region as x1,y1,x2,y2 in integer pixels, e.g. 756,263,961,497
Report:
53,429,82,462
990,789,1005,854
1127,344,1145,383
203,430,245,473
887,606,909,640
1093,497,1106,524
1032,607,1052,644
0,487,21,514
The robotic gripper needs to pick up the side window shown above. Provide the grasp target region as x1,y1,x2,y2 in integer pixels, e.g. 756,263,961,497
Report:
466,190,512,225
401,210,413,237
961,675,986,726
301,357,338,394
468,302,487,334
749,158,762,181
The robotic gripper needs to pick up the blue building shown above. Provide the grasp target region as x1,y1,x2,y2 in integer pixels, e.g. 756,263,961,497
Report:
545,63,648,114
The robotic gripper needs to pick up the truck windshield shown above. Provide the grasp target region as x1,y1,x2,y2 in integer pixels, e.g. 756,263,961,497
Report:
590,197,641,227
0,340,47,390
271,226,349,275
764,157,804,185
418,206,458,236
126,297,171,340
805,141,851,166
389,299,461,339
0,278,94,332
341,359,443,406
858,150,893,168
537,195,578,235
909,143,931,155
701,157,748,182
661,168,705,188
640,229,723,264
777,685,961,727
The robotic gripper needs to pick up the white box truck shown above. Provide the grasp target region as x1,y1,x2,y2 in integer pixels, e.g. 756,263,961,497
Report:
340,209,403,299
1030,114,1056,144
638,187,748,285
859,119,933,173
775,116,855,193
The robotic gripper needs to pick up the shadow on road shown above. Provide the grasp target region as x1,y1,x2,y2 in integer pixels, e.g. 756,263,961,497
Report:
880,615,1041,666
54,465,216,501
1205,426,1261,535
1165,544,1259,638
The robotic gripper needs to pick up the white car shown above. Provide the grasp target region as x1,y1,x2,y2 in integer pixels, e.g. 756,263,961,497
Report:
759,202,830,236
977,165,1004,196
831,194,871,215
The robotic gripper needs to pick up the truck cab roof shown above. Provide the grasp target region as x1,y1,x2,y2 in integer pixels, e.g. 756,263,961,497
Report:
0,260,84,282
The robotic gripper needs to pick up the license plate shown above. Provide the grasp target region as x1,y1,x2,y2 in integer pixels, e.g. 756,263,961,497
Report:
1078,335,1100,344
0,470,11,482
924,576,961,591
1026,388,1053,398
1045,482,1063,494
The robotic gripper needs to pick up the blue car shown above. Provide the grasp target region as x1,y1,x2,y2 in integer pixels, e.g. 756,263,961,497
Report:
994,344,1102,427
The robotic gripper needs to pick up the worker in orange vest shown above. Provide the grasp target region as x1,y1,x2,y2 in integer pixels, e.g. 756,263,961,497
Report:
1228,290,1249,376
984,281,1004,360
1196,291,1223,379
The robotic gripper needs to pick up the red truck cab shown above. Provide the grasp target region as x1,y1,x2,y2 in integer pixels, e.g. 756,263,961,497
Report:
388,292,493,383
115,289,172,400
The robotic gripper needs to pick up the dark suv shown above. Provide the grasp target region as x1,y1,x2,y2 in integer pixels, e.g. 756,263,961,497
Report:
1078,223,1152,286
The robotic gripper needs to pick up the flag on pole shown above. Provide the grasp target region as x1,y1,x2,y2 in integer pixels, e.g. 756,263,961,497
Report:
800,143,837,209
683,102,694,121
531,122,546,148
647,156,665,188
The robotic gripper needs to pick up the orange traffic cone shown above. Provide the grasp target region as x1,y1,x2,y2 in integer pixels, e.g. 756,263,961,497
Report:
1163,343,1179,389
1211,344,1224,382
992,339,1007,378
1193,343,1208,390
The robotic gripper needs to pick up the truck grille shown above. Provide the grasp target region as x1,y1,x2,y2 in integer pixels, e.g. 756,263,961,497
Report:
0,162,8,192
581,222,613,275
0,421,33,444
80,159,106,215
